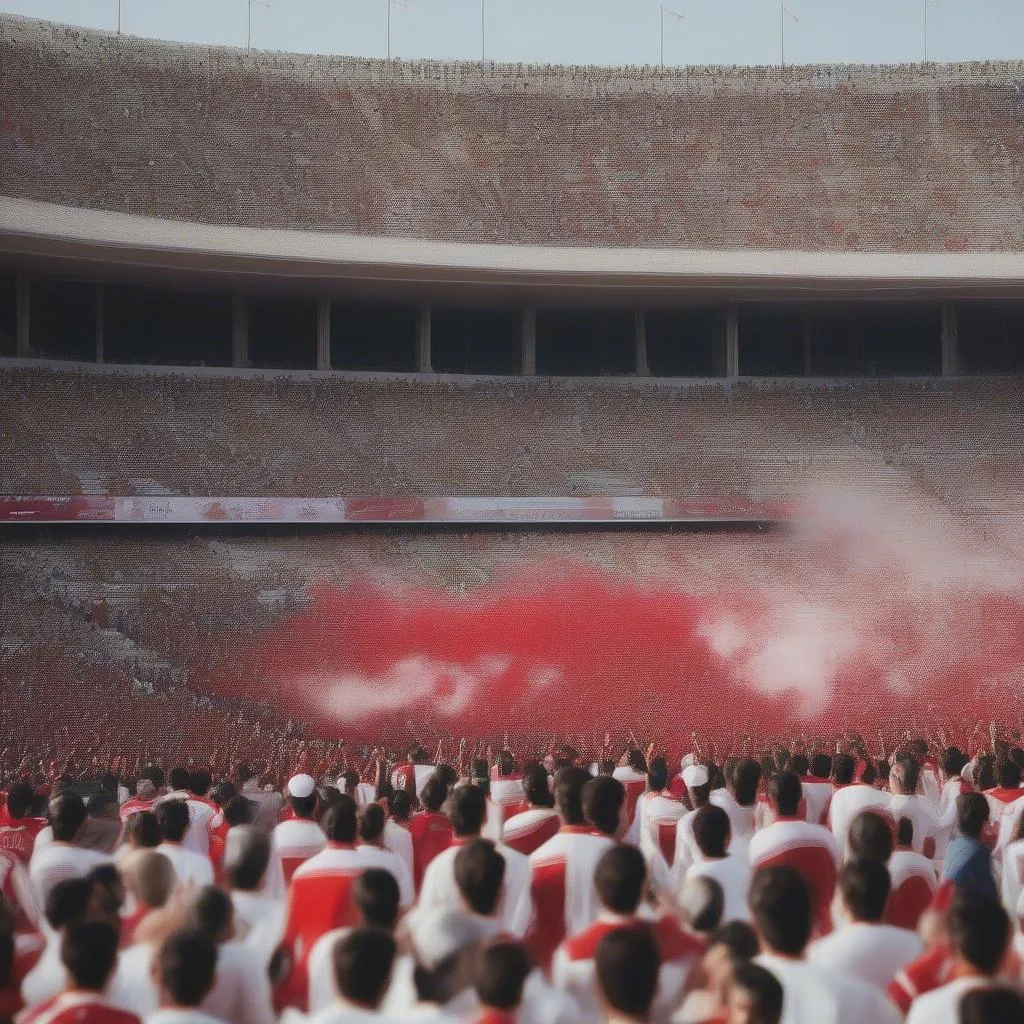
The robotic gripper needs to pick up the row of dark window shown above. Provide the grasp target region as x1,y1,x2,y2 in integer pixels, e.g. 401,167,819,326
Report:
1,275,1023,376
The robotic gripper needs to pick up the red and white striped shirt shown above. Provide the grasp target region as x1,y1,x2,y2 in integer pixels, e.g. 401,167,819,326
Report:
0,817,48,866
526,826,614,971
612,767,647,845
117,798,158,824
501,808,559,858
748,817,840,935
271,819,326,886
637,793,685,868
885,848,937,932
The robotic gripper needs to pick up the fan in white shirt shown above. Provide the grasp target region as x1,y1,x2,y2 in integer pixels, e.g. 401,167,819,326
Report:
29,794,112,909
749,865,901,1024
888,759,938,857
21,876,97,1010
416,785,531,937
709,759,761,859
154,802,214,891
144,928,227,1024
307,869,416,1016
270,775,327,888
672,764,714,890
807,857,923,989
905,895,1012,1024
382,791,415,884
307,927,397,1024
351,804,415,911
221,828,285,969
636,757,685,874
685,804,752,925
826,756,891,859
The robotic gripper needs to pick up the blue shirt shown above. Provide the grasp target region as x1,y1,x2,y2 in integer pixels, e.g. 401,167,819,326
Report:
942,835,998,903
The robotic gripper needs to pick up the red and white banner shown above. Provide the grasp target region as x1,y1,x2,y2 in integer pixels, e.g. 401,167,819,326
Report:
0,495,793,525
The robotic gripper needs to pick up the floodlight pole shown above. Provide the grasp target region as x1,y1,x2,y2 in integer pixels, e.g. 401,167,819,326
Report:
388,0,392,58
661,7,664,68
924,0,929,61
481,0,486,61
117,0,121,35
780,0,784,66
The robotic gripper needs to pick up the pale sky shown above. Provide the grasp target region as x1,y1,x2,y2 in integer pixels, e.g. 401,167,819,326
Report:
3,0,1023,67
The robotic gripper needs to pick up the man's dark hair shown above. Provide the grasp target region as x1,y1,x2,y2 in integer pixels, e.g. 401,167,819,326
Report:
708,921,759,963
409,746,429,765
681,875,724,934
448,785,487,837
896,816,914,848
124,810,161,849
168,768,190,792
947,895,1010,975
941,747,968,778
156,800,190,843
789,754,809,777
959,987,1024,1024
553,767,590,826
358,803,386,844
288,789,318,820
496,751,517,778
225,829,270,892
353,869,401,931
87,792,116,818
390,789,413,823
749,867,811,957
732,759,762,807
831,755,856,786
582,776,625,836
893,756,921,794
998,760,1021,790
61,920,120,992
5,783,33,820
454,838,505,916
769,771,802,818
332,928,396,1009
87,864,124,918
186,886,234,942
848,810,894,863
45,877,94,932
810,754,832,780
594,927,660,1019
593,845,646,915
957,792,989,839
647,757,669,793
212,782,237,808
522,764,554,808
140,765,166,790
322,795,358,844
156,929,218,1006
50,793,88,843
420,775,450,814
692,804,730,859
729,962,784,1024
627,749,648,775
224,796,255,828
188,770,212,798
974,755,996,792
474,941,532,1010
839,858,890,923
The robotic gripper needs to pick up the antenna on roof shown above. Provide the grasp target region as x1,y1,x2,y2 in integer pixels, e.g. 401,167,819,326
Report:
660,5,685,69
246,0,271,52
116,0,121,36
387,0,411,60
780,1,797,67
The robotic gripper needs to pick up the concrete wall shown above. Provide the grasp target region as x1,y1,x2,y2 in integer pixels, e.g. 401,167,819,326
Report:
2,15,1023,251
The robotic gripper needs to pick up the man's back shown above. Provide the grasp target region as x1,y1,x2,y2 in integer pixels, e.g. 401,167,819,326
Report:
29,843,109,907
828,785,890,856
20,990,142,1024
271,818,326,885
808,921,923,989
502,808,559,857
0,815,47,865
407,811,452,890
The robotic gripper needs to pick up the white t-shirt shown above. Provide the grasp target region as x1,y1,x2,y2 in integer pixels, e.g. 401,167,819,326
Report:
756,952,901,1024
383,820,414,884
230,890,286,968
807,921,923,989
888,794,937,854
709,792,757,858
685,856,751,924
28,842,111,908
155,842,214,890
19,935,64,1010
827,785,891,858
146,1011,228,1024
905,976,991,1024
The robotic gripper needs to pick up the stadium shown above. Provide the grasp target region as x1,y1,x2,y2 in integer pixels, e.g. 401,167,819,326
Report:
4,9,1024,1024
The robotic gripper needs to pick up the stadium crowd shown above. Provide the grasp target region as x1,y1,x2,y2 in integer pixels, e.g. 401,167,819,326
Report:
1,728,1024,1023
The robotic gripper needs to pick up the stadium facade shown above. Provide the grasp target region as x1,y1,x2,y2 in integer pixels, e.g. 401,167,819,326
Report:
1,14,1024,745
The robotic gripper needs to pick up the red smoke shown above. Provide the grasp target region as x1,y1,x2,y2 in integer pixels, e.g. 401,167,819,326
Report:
208,559,1024,752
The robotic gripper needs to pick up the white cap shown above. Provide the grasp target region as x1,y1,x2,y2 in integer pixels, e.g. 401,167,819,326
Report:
409,908,492,969
680,753,696,770
682,764,709,788
961,762,974,784
287,773,316,799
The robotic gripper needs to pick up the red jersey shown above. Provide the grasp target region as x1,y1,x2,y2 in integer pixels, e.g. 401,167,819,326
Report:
0,816,47,865
408,811,453,890
502,808,560,857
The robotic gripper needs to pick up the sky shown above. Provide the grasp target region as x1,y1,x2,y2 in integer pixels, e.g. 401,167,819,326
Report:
3,0,1023,67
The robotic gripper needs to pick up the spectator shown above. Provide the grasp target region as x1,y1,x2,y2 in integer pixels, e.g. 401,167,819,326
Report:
271,775,325,886
726,961,785,1024
29,795,110,907
958,986,1024,1024
594,927,660,1023
307,928,395,1023
155,803,213,891
471,940,533,1024
687,805,751,924
146,930,220,1024
943,795,997,903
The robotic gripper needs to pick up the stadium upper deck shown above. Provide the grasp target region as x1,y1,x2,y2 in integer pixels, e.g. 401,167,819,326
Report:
1,13,1024,253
